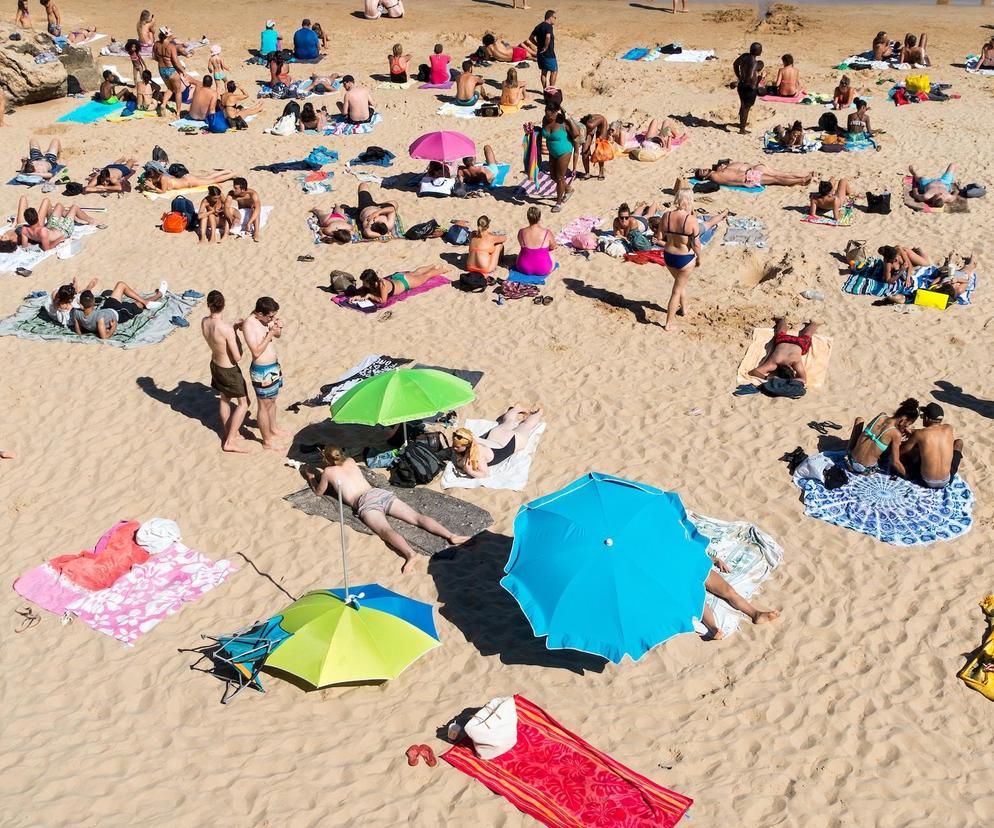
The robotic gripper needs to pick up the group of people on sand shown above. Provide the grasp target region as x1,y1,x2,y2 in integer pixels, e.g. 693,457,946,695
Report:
41,276,167,339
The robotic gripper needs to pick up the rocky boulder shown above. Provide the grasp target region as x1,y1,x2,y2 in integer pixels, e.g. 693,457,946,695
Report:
0,26,67,103
58,43,100,93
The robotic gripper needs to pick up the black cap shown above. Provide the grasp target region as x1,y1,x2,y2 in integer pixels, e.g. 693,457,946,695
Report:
923,402,944,421
342,74,354,84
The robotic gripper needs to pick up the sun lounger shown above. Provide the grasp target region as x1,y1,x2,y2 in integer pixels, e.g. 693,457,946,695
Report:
736,327,832,389
441,419,545,491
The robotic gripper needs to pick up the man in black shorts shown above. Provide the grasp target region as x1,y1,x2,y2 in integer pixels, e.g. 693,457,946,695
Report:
356,182,398,238
69,280,167,340
733,42,763,135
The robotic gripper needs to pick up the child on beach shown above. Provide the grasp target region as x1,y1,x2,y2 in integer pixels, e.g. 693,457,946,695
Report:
207,45,228,83
127,39,147,87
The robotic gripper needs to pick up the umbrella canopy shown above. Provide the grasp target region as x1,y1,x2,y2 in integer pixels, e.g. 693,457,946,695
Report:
409,130,476,162
499,472,713,664
330,368,475,426
262,586,440,687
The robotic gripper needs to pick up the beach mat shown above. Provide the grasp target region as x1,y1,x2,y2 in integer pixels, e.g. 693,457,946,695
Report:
736,327,832,389
284,468,493,555
0,290,200,349
554,215,603,247
721,217,767,249
331,275,450,312
0,224,97,273
965,55,994,76
687,512,783,638
842,262,977,306
664,49,714,63
794,451,973,546
689,176,764,194
442,695,693,828
507,262,559,285
57,100,124,124
142,185,210,201
515,171,576,198
375,78,416,90
441,419,545,491
324,113,382,136
759,90,806,103
418,80,454,90
801,204,855,227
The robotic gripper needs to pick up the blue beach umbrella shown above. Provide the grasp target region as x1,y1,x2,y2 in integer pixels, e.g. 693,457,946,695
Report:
499,472,713,664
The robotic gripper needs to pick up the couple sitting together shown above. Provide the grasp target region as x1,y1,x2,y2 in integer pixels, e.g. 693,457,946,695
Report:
874,246,975,304
45,277,168,339
458,207,556,279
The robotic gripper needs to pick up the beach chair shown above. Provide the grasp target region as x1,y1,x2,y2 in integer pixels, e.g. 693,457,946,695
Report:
198,615,291,704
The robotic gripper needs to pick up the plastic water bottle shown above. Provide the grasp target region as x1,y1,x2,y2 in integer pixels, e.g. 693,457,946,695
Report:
800,290,824,301
496,293,505,306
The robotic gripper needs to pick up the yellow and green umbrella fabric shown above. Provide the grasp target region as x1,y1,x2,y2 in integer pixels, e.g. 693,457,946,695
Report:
262,586,441,687
330,368,475,426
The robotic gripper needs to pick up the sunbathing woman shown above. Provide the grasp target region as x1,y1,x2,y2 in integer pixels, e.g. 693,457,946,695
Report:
695,161,811,188
353,265,452,305
872,31,893,61
809,178,850,222
657,188,702,332
466,215,505,276
297,102,326,132
609,118,684,151
83,157,138,194
613,201,660,236
142,167,235,193
19,138,62,180
847,99,874,142
845,397,919,476
879,245,929,288
311,204,353,244
500,68,527,111
451,406,543,478
515,206,556,276
357,183,398,238
833,75,856,110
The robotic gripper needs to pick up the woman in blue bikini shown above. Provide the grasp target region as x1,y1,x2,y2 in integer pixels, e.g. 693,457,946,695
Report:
658,188,702,332
844,398,919,476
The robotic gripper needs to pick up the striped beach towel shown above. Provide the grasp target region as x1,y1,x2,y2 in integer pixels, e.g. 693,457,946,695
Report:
522,130,539,188
443,695,692,827
515,171,575,198
323,113,382,136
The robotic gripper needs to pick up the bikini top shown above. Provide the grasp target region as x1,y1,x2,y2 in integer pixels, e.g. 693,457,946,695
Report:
863,414,896,452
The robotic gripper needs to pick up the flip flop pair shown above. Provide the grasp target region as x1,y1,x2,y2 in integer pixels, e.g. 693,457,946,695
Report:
532,295,553,305
405,744,437,767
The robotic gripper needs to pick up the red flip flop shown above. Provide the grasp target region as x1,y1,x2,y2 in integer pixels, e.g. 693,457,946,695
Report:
405,745,421,766
418,744,438,767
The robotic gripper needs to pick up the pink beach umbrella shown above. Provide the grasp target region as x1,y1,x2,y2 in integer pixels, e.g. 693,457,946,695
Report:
409,131,476,162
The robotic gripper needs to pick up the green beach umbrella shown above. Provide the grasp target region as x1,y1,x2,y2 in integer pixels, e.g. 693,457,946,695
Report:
262,587,441,687
330,368,475,438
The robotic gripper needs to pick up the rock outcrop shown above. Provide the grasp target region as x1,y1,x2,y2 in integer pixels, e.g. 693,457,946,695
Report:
0,25,101,103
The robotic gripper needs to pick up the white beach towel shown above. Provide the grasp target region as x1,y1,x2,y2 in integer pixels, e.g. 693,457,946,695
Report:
68,32,107,46
437,100,484,118
441,419,546,491
663,49,714,63
0,224,98,274
229,205,273,237
686,512,783,638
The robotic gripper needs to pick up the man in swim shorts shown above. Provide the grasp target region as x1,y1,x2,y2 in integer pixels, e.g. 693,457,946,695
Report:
295,446,471,574
242,296,286,451
457,144,502,185
40,0,60,37
481,33,536,63
530,9,558,89
455,60,488,106
748,317,820,385
910,163,961,207
733,42,763,135
337,75,376,123
899,403,964,489
201,290,250,453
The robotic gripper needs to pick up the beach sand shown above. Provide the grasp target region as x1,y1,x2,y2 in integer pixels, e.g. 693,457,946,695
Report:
2,1,993,825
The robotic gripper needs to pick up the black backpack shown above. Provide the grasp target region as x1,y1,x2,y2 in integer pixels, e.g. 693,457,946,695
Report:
865,191,891,215
818,112,838,134
167,163,190,178
456,272,487,293
404,219,440,241
389,443,443,488
692,180,719,194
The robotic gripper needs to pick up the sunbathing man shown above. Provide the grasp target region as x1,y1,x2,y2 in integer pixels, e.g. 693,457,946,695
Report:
19,202,99,250
185,75,218,121
142,166,235,193
70,280,167,340
311,204,353,244
747,318,820,386
83,157,138,194
337,75,376,123
19,138,62,180
809,178,850,221
201,290,250,453
899,402,964,489
352,265,451,305
772,120,804,148
224,177,262,242
909,163,963,208
296,446,471,574
481,32,536,63
900,32,928,66
455,60,488,106
242,296,286,451
695,161,811,188
457,145,502,186
357,182,398,238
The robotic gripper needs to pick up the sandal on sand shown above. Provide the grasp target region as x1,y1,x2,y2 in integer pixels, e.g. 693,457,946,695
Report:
15,606,39,634
297,254,315,262
406,745,421,766
15,267,32,277
378,310,393,322
418,745,438,767
543,295,553,305
551,204,562,213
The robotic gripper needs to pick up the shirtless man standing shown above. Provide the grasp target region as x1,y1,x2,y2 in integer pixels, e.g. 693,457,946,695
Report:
295,446,471,573
185,75,218,121
152,26,186,118
455,60,488,105
733,42,763,134
748,318,820,385
242,296,286,451
899,402,964,489
40,0,60,37
224,177,262,242
201,290,250,453
336,75,376,124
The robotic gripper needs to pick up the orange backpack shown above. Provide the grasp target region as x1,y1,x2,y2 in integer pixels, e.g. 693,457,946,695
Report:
161,212,187,233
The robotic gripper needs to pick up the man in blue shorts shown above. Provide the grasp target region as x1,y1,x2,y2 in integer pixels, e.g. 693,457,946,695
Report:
910,163,961,208
530,9,557,89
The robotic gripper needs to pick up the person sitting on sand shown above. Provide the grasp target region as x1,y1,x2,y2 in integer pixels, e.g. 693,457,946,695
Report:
185,75,219,121
809,178,850,221
296,446,469,574
70,280,167,340
465,215,505,276
311,204,353,244
354,183,397,238
97,70,127,104
456,144,502,186
351,265,452,305
578,113,612,180
613,201,659,236
142,167,235,193
747,317,820,386
45,276,97,327
455,60,488,105
909,163,965,208
18,138,62,180
269,54,291,87
900,32,928,66
873,31,894,61
844,397,920,476
223,178,262,242
899,402,964,489
19,201,99,250
135,70,158,111
772,120,804,148
878,244,930,288
388,42,412,83
451,406,543,478
297,102,327,132
337,75,376,123
695,161,811,188
197,186,228,243
312,22,328,49
500,67,527,110
293,19,321,61
980,37,994,69
83,158,138,194
427,43,452,85
847,98,874,141
221,81,263,129
481,32,536,63
833,75,856,110
515,206,556,276
769,53,800,97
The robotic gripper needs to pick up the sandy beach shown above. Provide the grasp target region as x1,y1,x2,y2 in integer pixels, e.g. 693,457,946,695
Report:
2,1,994,825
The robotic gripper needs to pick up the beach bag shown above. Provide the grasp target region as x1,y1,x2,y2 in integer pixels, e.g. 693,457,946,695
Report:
389,443,443,488
627,230,653,252
905,74,930,94
844,239,868,263
818,111,838,133
590,138,614,164
956,597,994,702
63,182,84,197
419,176,454,197
542,87,563,108
962,183,986,199
167,163,189,178
269,113,296,135
913,288,951,310
457,272,487,293
443,224,470,245
692,180,719,194
478,102,501,118
634,144,665,162
404,219,440,241
571,232,597,251
794,454,833,483
416,63,430,82
329,270,355,294
865,191,891,215
206,109,228,133
170,196,197,227
464,697,518,760
161,211,188,233
601,238,628,258
823,466,849,490
413,430,450,458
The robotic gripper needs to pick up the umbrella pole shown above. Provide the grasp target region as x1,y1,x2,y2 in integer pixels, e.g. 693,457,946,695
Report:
403,421,408,447
337,479,350,603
